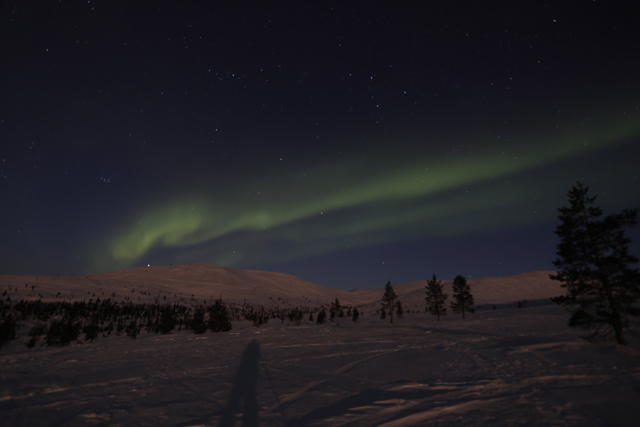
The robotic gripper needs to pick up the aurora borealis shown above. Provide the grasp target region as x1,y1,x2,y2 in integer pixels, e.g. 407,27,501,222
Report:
2,1,639,288
105,116,639,267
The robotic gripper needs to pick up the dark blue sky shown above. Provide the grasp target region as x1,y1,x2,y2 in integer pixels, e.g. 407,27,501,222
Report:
1,1,639,289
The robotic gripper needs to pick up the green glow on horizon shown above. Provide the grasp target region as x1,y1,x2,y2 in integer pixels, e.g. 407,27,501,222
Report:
98,114,640,271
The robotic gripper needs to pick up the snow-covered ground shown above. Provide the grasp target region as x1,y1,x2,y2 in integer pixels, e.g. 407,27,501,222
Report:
2,303,640,426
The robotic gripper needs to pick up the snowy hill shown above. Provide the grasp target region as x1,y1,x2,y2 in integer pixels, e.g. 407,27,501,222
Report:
0,263,560,308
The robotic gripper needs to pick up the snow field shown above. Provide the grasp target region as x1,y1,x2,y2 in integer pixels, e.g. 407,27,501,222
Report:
1,304,640,426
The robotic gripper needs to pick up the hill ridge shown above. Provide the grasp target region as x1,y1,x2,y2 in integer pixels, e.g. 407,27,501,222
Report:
0,263,560,308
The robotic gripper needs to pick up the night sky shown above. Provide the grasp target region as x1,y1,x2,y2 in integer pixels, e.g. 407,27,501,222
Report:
1,1,639,289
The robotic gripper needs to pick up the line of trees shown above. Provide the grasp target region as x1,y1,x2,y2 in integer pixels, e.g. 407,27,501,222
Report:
0,297,234,349
0,295,371,349
423,274,475,321
1,274,483,350
376,276,474,323
370,182,640,347
10,268,584,349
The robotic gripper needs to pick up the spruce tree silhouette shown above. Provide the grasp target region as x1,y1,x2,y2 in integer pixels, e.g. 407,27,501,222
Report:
0,313,17,348
551,182,640,344
381,280,398,323
425,273,448,321
450,275,475,319
219,339,261,427
316,308,326,324
209,298,232,332
191,306,207,334
331,299,342,326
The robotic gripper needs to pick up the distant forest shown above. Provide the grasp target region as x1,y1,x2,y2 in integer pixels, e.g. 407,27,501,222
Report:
0,278,480,350
0,294,369,349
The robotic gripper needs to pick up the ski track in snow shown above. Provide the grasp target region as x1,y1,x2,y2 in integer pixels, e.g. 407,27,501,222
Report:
1,305,640,426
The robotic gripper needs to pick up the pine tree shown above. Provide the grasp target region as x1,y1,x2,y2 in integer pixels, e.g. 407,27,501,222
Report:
395,300,404,320
0,313,17,348
352,307,360,323
331,299,342,326
425,273,448,321
143,317,153,333
316,308,327,325
158,306,176,334
26,322,46,348
83,319,100,342
450,275,475,319
104,320,115,336
46,317,81,346
116,317,125,335
208,298,232,332
550,182,640,345
381,280,398,323
125,320,139,339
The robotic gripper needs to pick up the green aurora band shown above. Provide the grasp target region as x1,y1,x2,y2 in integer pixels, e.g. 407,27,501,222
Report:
97,115,640,271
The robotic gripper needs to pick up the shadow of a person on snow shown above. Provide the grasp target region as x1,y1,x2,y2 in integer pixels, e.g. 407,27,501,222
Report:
218,339,261,427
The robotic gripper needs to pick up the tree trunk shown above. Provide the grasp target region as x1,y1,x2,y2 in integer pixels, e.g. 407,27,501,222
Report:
606,291,627,345
613,317,627,345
